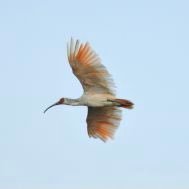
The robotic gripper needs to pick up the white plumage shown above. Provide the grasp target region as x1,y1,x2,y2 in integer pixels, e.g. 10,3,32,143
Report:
44,38,134,142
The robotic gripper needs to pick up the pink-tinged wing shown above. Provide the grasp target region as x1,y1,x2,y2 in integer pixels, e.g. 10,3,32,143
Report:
67,38,116,95
86,107,122,142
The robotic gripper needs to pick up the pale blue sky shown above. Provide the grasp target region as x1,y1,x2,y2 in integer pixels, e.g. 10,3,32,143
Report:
0,0,189,189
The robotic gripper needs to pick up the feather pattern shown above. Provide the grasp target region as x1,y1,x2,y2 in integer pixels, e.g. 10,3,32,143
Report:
67,38,126,141
45,38,133,142
67,38,116,95
87,107,122,141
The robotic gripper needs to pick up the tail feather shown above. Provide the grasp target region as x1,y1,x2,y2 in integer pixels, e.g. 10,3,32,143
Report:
113,98,134,109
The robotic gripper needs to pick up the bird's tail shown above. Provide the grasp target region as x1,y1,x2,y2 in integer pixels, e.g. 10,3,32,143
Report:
112,98,134,109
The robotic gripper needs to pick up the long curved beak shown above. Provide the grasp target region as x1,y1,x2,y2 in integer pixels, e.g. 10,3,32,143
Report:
44,102,59,113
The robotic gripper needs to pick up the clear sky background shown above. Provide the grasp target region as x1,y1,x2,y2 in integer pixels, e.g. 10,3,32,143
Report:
0,0,189,189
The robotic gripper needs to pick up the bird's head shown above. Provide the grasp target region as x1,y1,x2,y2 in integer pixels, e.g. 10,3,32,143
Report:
44,98,65,113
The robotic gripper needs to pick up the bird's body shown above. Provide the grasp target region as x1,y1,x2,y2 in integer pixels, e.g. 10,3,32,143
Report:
80,94,115,107
44,38,134,142
61,94,118,107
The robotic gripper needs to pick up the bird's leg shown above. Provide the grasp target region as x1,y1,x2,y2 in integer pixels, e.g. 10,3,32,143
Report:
107,99,114,102
108,98,134,109
107,99,120,106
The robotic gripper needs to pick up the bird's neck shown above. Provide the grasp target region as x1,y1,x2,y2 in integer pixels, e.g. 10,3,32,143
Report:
64,98,81,106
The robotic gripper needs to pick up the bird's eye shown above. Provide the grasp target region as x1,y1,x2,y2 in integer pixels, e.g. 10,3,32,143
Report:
59,98,64,104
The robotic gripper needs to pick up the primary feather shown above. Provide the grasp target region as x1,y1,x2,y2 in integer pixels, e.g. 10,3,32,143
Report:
67,38,122,141
67,38,116,96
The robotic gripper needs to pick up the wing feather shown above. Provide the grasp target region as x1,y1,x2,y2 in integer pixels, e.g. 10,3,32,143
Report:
87,107,122,141
67,38,116,95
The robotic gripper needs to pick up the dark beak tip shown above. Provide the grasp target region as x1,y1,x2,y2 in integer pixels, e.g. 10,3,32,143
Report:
43,102,59,114
43,109,48,114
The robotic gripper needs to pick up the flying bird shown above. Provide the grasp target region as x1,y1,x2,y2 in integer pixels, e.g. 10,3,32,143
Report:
44,38,134,142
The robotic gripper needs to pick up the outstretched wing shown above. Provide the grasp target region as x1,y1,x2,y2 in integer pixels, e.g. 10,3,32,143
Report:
67,38,116,95
86,107,122,141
